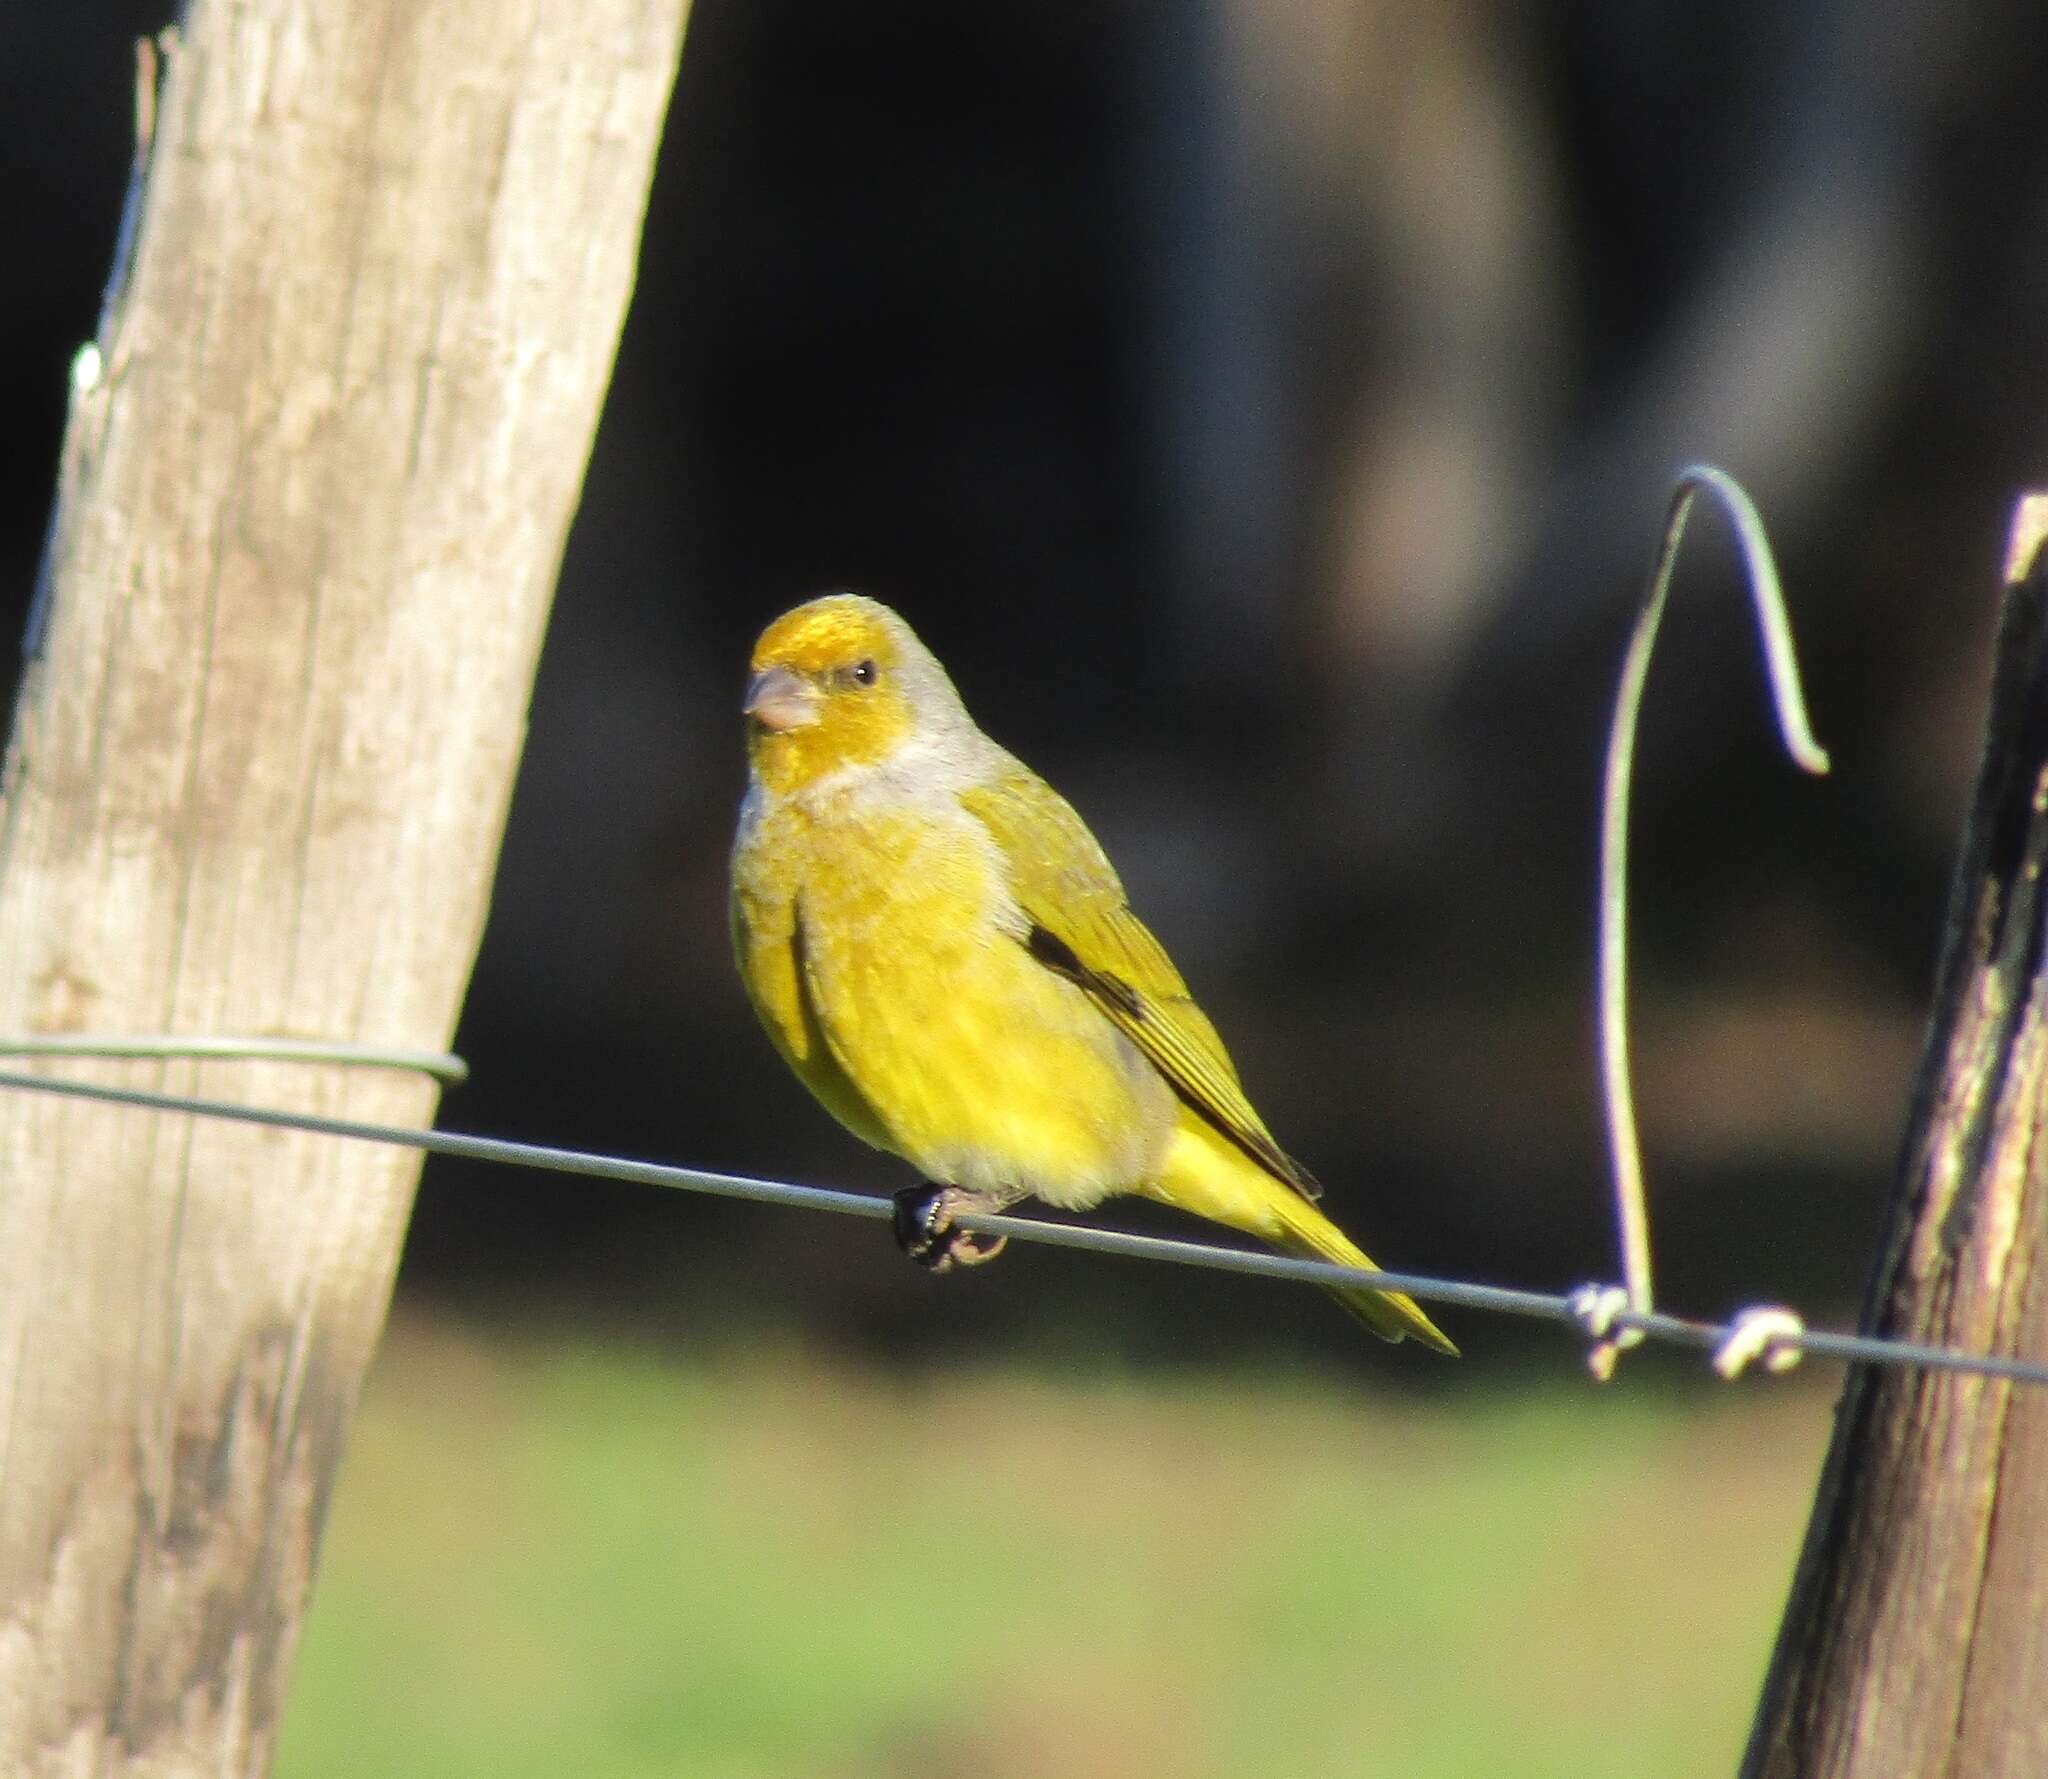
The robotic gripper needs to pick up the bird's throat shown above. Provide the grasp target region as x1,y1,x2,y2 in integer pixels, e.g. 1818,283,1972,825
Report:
748,701,912,796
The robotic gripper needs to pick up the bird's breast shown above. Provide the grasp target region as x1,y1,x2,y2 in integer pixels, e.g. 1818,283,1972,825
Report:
762,783,1175,1206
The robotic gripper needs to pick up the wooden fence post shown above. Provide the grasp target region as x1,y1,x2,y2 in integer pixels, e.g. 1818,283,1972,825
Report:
1742,495,2048,1776
0,2,688,1771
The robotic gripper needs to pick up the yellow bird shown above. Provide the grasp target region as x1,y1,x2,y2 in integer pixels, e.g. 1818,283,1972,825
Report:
730,593,1456,1354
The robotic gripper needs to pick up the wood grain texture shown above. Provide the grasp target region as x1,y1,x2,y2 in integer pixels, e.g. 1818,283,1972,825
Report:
1742,499,2048,1778
0,1,687,1770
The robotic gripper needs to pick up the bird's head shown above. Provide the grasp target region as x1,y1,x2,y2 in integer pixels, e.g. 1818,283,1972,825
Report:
743,593,971,794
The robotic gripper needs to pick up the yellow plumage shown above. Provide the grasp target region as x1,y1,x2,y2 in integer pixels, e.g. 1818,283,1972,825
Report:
730,593,1455,1354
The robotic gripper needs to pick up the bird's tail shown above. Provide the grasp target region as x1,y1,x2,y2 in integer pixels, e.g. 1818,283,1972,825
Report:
1264,1186,1459,1354
1146,1120,1458,1355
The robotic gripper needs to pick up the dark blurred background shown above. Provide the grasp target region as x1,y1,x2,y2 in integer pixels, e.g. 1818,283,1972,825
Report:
8,1,2045,1371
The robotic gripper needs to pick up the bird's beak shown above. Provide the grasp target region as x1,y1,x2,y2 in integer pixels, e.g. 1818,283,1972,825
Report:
744,665,821,732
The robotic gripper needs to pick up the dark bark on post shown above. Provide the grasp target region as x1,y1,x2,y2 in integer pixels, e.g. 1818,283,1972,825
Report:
1742,496,2048,1778
0,3,688,1772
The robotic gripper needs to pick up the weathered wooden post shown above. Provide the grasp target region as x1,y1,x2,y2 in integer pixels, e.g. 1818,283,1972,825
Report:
0,3,689,1770
1742,495,2048,1776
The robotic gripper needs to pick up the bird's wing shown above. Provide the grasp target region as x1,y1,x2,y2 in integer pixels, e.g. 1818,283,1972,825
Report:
961,766,1321,1200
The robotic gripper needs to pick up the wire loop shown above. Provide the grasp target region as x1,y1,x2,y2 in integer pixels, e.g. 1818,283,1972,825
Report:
1713,1307,1807,1378
1566,1284,1640,1381
0,1035,468,1084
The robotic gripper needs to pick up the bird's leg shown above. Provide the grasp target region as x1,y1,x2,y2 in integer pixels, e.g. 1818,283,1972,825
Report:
892,1183,1026,1273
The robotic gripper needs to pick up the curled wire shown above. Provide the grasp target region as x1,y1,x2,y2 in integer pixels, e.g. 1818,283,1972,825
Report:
1590,465,1831,1378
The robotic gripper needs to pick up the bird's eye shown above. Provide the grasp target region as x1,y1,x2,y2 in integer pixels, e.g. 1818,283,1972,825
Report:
846,658,879,688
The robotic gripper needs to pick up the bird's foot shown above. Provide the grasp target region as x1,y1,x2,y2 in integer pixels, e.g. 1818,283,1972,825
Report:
892,1184,1010,1273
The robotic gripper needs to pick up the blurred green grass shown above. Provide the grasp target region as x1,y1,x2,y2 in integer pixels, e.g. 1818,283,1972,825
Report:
279,1314,1830,1779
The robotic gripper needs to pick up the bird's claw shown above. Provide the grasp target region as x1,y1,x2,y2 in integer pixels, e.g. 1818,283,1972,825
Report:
892,1184,1009,1273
